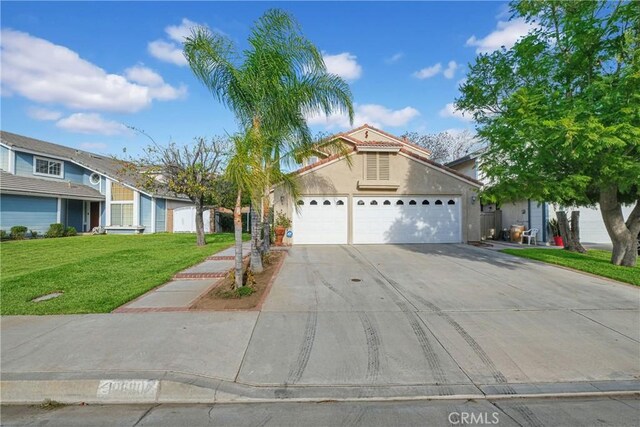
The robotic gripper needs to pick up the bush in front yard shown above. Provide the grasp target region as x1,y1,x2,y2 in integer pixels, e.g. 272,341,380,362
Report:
65,227,77,237
45,223,66,238
10,226,28,240
0,230,7,240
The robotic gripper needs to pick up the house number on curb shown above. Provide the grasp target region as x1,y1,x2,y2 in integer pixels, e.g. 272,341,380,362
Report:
97,379,158,399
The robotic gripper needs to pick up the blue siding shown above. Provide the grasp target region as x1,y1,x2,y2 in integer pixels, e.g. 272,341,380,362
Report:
14,152,33,177
0,146,10,171
155,198,166,232
0,195,58,234
64,162,85,184
66,199,84,231
140,194,153,230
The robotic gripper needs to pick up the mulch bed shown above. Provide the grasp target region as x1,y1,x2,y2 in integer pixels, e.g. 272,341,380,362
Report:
189,251,285,311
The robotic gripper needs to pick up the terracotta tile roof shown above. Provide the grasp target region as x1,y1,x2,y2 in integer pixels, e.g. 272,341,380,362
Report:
399,148,483,186
346,124,433,155
293,147,356,175
355,140,403,148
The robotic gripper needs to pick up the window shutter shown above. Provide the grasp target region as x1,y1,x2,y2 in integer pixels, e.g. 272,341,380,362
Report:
378,153,390,180
366,153,377,180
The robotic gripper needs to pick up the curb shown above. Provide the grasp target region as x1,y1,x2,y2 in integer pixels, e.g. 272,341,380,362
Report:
2,375,639,405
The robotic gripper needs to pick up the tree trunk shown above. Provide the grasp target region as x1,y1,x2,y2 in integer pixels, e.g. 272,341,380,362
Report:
194,199,206,247
600,187,639,267
262,192,271,253
570,211,587,253
250,204,263,273
557,211,586,253
233,190,244,289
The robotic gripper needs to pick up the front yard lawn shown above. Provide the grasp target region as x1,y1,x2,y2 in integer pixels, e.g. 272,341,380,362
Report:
1,233,241,315
501,248,640,286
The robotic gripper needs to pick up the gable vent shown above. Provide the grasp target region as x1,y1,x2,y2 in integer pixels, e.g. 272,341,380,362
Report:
366,153,377,180
378,153,390,180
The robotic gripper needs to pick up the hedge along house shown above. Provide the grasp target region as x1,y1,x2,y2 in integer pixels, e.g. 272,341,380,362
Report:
272,125,483,245
0,131,191,235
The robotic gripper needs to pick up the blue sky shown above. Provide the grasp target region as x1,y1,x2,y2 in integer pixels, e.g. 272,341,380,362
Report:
1,1,535,157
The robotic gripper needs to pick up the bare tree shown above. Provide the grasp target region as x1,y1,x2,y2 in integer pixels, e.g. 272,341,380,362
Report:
122,135,229,246
402,130,483,164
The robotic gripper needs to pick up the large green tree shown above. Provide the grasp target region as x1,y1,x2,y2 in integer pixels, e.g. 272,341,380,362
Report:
457,0,640,266
184,9,354,272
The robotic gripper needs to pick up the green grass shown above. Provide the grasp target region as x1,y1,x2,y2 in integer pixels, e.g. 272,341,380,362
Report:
1,233,244,315
501,248,640,286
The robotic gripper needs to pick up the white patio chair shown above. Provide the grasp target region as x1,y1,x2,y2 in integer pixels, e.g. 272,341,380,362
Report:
522,228,539,245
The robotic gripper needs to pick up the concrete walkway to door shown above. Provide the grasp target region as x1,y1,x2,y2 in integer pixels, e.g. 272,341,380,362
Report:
113,242,251,312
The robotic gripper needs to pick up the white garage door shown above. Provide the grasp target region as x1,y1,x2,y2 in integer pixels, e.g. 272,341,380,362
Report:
353,196,461,244
292,196,348,244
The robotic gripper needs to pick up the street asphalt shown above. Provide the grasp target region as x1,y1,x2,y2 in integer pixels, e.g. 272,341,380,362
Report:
2,396,639,427
1,244,638,407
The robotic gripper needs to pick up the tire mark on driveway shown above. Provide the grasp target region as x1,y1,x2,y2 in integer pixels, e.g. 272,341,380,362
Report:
287,311,318,384
355,248,543,425
341,246,449,386
357,312,381,382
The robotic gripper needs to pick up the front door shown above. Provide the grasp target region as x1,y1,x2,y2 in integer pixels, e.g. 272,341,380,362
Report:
90,202,100,229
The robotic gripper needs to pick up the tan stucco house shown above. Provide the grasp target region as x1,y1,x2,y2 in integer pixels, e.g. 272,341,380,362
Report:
273,124,482,245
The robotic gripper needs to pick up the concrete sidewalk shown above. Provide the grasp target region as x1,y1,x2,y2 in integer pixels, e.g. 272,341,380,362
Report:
113,243,250,312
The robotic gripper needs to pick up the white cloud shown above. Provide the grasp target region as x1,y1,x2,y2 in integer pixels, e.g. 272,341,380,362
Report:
79,142,108,151
439,103,474,122
124,65,187,100
307,103,420,130
414,63,442,79
56,113,129,135
466,18,537,53
443,61,458,79
165,18,200,43
385,52,404,64
323,52,362,81
148,40,188,66
1,29,186,113
27,107,62,121
148,18,208,66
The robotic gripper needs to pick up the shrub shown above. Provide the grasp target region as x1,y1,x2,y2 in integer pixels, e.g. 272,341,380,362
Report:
274,211,291,228
10,225,28,240
30,230,39,239
0,230,7,240
45,223,66,238
65,226,77,237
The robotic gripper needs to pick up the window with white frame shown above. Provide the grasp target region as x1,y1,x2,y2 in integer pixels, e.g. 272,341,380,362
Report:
110,182,134,226
34,157,63,178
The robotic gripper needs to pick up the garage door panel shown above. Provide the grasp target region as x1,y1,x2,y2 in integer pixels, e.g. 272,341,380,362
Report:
353,196,461,244
292,196,348,244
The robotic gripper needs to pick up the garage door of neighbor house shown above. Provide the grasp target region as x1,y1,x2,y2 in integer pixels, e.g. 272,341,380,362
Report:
352,196,461,244
292,196,348,244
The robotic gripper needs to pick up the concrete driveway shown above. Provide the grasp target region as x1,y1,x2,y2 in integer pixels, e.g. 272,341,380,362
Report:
238,244,640,390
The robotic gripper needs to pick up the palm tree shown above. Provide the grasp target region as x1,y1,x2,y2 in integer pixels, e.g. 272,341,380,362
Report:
225,131,265,288
184,9,354,272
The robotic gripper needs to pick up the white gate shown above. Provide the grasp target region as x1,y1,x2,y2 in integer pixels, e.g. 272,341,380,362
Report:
172,206,211,233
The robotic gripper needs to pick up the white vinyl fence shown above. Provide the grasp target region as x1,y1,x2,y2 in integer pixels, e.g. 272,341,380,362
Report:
172,206,212,233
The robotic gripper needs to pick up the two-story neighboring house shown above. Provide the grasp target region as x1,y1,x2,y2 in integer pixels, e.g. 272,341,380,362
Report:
0,131,191,235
